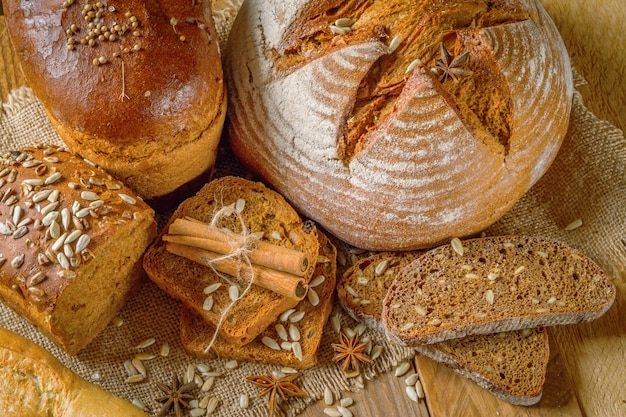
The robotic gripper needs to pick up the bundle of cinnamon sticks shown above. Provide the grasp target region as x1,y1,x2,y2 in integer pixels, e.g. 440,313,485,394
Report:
162,217,311,300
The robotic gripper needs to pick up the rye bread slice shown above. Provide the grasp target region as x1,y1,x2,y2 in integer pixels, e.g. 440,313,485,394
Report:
337,251,423,332
180,232,336,369
338,251,549,405
143,176,320,346
383,236,616,345
414,329,549,406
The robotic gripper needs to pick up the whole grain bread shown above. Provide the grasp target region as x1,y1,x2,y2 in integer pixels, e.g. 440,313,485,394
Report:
338,251,549,406
0,144,156,355
382,236,616,345
226,0,573,250
337,251,423,332
0,326,148,416
414,329,549,406
180,231,336,369
143,176,320,347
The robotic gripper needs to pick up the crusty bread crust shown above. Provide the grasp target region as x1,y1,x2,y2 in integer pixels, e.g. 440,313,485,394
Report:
0,327,148,416
180,232,337,369
226,0,574,250
3,0,226,205
0,145,156,355
382,236,616,345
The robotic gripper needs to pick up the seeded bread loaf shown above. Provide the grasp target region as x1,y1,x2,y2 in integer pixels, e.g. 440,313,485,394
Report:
225,0,573,250
382,236,616,345
0,144,156,355
2,0,226,209
180,231,336,369
337,251,549,405
0,326,148,416
143,176,320,347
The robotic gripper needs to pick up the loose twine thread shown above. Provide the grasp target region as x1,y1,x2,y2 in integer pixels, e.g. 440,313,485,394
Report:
198,200,263,354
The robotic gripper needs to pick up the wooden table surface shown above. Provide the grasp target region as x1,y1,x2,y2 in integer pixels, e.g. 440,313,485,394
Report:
1,4,625,416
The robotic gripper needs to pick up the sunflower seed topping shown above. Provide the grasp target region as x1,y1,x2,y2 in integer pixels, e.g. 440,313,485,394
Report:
292,341,303,361
11,254,25,268
203,282,222,294
275,323,288,341
41,202,59,217
75,234,91,252
81,191,100,201
22,178,43,186
57,252,70,269
261,336,281,350
119,193,136,205
45,172,62,185
32,189,52,203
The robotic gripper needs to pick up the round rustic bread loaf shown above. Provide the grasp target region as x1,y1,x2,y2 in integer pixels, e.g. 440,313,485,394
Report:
3,0,226,209
225,0,573,250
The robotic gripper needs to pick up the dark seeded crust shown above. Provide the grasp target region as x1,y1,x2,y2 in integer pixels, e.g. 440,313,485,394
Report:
340,251,549,405
337,251,422,332
382,236,616,345
180,232,336,369
143,176,320,347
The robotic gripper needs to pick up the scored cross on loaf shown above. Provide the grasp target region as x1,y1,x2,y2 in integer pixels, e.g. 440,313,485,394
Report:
225,0,574,250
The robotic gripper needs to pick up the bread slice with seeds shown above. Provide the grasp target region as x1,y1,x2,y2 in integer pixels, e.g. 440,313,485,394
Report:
338,251,549,405
143,176,320,347
382,236,616,346
337,251,423,332
180,231,336,369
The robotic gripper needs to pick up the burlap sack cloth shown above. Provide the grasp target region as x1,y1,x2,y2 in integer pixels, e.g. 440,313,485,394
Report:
1,1,625,416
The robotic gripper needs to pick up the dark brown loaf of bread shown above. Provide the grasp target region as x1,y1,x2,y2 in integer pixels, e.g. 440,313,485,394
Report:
382,236,616,345
2,0,226,208
226,0,573,250
0,144,156,355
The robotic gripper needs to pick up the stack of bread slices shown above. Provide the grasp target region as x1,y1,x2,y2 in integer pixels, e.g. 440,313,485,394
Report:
143,176,337,369
337,236,616,405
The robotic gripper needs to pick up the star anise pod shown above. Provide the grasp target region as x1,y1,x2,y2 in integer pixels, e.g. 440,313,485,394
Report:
331,332,372,372
155,374,197,417
434,42,473,83
246,372,308,417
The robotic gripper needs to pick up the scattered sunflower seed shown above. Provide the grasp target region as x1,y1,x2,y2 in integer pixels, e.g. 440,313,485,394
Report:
339,398,354,407
324,408,342,417
395,361,411,377
324,387,334,406
337,406,353,417
451,238,464,255
404,373,419,386
405,385,419,402
239,394,250,409
134,337,156,349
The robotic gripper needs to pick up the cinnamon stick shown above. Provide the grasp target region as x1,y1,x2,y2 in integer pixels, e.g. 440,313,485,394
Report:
166,218,310,277
165,242,307,300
